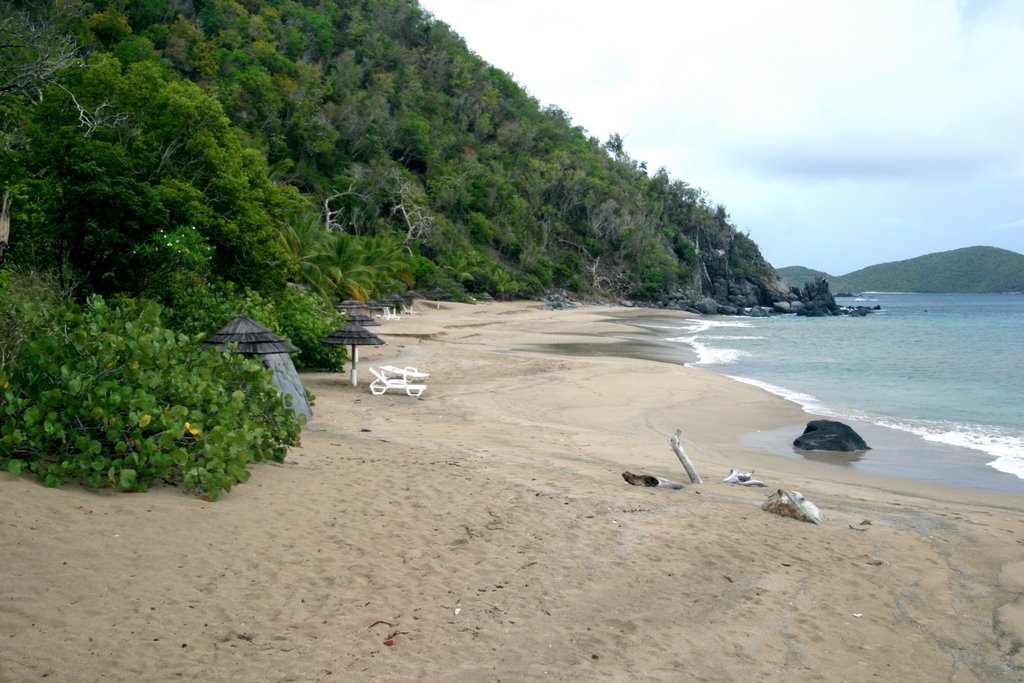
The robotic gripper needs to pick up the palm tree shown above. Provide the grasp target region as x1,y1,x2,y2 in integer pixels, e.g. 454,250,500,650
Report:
489,266,515,300
436,249,477,285
359,234,415,295
317,232,377,301
278,213,333,300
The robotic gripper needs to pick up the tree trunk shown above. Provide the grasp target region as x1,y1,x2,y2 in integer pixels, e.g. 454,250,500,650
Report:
0,191,11,264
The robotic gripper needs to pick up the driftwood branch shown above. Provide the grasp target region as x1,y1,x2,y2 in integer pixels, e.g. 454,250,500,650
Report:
622,471,684,489
669,430,702,484
720,469,766,487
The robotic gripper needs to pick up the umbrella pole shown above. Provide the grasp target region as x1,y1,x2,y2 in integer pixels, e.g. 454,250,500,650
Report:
350,345,358,386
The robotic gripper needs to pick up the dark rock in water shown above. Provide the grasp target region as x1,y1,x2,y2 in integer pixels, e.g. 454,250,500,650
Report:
796,278,842,317
793,420,870,452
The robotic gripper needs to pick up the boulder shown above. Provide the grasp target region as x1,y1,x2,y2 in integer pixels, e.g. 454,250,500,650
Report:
797,278,841,316
694,297,720,315
793,420,871,452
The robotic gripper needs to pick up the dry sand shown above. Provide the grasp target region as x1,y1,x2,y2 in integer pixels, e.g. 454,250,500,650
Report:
3,300,1024,682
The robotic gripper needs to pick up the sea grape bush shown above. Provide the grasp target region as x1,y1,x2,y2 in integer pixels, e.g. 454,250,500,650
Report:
0,268,70,372
0,296,302,500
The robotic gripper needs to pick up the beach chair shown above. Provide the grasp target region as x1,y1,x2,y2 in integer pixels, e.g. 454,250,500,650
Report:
368,367,426,397
379,306,401,321
379,365,430,381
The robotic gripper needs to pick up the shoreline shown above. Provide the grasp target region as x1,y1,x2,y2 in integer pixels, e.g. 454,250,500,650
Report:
596,305,1024,497
3,299,1024,681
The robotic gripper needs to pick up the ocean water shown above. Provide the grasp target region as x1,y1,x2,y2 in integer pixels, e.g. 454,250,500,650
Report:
641,293,1024,494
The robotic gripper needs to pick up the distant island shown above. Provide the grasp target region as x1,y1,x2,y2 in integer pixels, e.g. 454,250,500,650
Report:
778,246,1024,293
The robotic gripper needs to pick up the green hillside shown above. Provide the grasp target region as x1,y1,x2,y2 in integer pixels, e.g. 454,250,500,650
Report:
0,0,787,308
777,266,832,289
828,247,1024,293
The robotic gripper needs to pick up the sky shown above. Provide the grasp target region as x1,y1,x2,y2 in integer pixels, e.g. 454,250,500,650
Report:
420,0,1024,274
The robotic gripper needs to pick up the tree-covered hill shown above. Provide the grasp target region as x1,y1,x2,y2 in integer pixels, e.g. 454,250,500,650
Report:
781,247,1024,293
1,0,794,309
777,266,831,289
831,247,1024,293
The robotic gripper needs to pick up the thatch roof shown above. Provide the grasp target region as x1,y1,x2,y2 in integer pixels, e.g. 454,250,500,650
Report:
345,310,379,326
319,322,385,346
202,315,299,355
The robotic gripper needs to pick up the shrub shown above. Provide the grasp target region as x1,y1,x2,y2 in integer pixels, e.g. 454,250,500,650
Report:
0,296,302,500
158,281,344,370
0,267,72,372
273,286,346,370
158,280,276,339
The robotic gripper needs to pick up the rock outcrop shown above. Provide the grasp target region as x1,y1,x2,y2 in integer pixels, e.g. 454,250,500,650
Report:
793,420,871,452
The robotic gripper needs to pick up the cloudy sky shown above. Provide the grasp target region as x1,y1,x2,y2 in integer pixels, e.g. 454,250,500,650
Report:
420,0,1024,274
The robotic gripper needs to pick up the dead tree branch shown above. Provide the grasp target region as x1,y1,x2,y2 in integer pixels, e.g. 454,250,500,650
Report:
0,190,11,263
669,430,702,484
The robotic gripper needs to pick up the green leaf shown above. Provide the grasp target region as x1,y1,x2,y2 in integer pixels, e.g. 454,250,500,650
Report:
119,468,137,489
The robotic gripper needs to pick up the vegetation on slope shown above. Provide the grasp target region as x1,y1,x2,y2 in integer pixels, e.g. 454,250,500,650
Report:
782,247,1024,293
1,0,782,305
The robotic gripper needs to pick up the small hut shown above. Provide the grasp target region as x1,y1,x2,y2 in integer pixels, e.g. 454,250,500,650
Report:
202,315,312,422
320,322,384,386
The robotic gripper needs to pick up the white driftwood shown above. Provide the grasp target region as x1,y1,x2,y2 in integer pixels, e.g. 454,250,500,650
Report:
669,430,702,484
622,471,685,489
720,468,766,487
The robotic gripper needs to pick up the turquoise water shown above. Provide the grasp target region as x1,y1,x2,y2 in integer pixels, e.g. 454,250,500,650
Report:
642,293,1024,492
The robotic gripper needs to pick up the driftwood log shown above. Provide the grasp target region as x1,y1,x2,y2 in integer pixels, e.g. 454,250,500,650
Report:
669,430,702,484
762,489,824,524
720,469,766,487
621,472,685,489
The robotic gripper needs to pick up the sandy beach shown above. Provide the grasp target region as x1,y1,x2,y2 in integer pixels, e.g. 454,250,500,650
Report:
3,300,1024,682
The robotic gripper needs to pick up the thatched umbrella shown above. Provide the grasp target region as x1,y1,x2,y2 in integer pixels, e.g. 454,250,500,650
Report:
202,315,311,421
202,314,299,354
381,293,407,316
319,322,384,386
427,287,451,309
345,309,379,326
335,299,368,316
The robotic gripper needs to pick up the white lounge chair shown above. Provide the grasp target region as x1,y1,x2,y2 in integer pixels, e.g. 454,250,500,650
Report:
368,367,426,397
378,365,430,381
